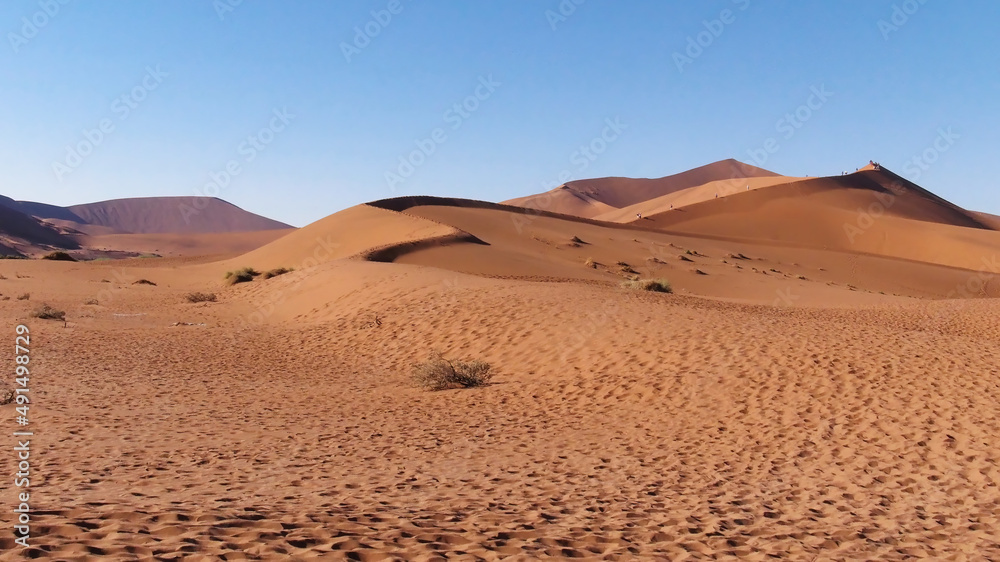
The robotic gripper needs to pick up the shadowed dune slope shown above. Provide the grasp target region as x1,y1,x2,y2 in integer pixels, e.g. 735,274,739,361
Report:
0,203,80,252
502,159,780,218
65,196,292,234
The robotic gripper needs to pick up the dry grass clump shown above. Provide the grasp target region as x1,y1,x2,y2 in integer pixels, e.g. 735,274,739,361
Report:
31,303,66,321
185,292,217,303
621,278,673,293
225,267,260,285
42,251,76,261
413,353,493,391
84,298,99,305
616,261,638,275
16,293,29,301
133,279,157,286
0,386,13,405
260,267,293,280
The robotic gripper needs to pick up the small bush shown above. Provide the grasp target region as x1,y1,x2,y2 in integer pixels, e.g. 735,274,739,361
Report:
30,304,66,321
16,293,29,301
621,278,673,293
0,386,13,406
225,267,260,285
41,251,76,262
185,292,217,303
133,279,156,286
260,267,293,280
413,353,493,391
84,298,99,305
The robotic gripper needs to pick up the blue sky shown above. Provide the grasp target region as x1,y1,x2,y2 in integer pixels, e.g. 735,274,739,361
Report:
3,1,999,226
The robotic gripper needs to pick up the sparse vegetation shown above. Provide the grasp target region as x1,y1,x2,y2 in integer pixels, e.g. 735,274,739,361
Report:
225,267,260,285
41,251,76,262
621,278,673,293
16,293,29,301
30,304,66,321
260,267,293,280
0,386,13,405
185,292,217,303
413,353,494,391
84,298,99,305
133,279,157,286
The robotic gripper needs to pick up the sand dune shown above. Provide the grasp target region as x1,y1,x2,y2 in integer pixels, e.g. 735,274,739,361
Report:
2,160,999,559
639,169,1000,272
0,204,79,255
595,175,804,222
65,196,292,234
503,158,780,218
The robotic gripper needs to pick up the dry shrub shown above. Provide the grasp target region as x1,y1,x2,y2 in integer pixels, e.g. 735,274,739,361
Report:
42,251,76,261
621,278,673,293
31,304,66,321
185,292,217,303
260,267,293,280
225,267,260,285
413,353,493,391
84,298,99,305
16,293,29,301
0,386,13,406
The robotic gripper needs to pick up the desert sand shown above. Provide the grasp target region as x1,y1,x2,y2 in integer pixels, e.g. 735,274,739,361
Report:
2,165,999,560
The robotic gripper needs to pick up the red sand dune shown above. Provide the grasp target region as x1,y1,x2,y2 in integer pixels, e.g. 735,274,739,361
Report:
502,158,780,218
66,196,292,234
637,168,999,272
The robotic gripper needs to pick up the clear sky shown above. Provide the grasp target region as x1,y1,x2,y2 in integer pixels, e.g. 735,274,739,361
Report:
3,1,999,226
